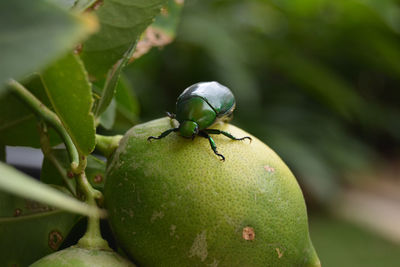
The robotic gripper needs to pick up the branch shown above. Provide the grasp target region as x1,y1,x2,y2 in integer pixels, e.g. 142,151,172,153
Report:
38,123,77,196
8,79,80,170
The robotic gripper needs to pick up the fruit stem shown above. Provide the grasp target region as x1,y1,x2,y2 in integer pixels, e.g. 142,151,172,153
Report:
95,134,122,158
76,168,110,250
8,79,80,170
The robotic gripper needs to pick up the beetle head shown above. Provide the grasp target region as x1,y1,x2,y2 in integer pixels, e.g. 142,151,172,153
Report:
179,121,199,139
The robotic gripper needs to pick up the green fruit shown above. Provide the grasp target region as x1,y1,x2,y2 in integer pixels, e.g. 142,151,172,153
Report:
30,246,135,267
104,117,320,266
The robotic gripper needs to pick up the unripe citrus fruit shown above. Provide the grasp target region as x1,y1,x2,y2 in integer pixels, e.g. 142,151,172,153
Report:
104,118,320,266
29,246,135,267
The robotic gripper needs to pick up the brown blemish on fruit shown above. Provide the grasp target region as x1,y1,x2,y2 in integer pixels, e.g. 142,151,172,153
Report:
121,208,134,218
94,174,103,183
67,171,74,178
170,224,177,236
208,259,219,267
48,230,63,251
151,210,165,223
264,165,275,173
14,208,22,217
189,231,208,261
242,227,255,240
276,247,283,258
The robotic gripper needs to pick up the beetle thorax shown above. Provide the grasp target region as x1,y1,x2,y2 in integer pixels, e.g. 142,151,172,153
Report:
179,121,199,138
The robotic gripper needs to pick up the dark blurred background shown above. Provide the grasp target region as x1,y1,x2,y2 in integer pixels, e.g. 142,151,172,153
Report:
116,0,400,265
7,0,400,266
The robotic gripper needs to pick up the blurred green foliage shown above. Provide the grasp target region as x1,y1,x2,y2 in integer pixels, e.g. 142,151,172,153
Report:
310,215,400,267
118,0,400,204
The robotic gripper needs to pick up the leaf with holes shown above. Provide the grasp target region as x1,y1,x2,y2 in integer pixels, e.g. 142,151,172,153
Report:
93,42,137,118
0,200,80,267
80,0,168,81
41,53,96,155
132,0,184,60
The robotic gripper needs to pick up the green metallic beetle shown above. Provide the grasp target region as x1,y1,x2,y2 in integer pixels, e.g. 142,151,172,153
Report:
148,81,251,161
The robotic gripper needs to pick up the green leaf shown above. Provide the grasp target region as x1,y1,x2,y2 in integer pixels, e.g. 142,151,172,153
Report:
48,0,76,10
271,47,366,118
0,162,104,217
263,126,340,203
0,76,61,148
0,185,71,218
40,150,77,196
94,43,137,117
310,216,400,267
41,150,72,187
41,149,106,192
0,207,79,266
73,0,98,12
80,0,168,81
0,184,81,266
115,75,140,124
0,0,97,92
86,155,106,192
41,53,96,155
133,0,184,59
153,0,183,39
99,99,117,130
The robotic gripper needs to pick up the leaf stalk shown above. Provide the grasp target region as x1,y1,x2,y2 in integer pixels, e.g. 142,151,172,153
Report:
8,79,80,170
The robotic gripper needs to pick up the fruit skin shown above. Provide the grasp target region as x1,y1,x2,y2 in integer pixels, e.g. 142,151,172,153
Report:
105,117,320,267
29,246,135,267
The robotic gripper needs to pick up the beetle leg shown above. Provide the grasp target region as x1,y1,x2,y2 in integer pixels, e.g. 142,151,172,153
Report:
204,129,252,143
199,131,225,161
148,128,179,141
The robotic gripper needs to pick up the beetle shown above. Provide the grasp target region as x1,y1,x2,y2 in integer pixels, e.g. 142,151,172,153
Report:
147,81,251,161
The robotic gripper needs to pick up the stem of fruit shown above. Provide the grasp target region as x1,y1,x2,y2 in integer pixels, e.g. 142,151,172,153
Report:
95,134,122,158
75,156,110,250
8,79,80,170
